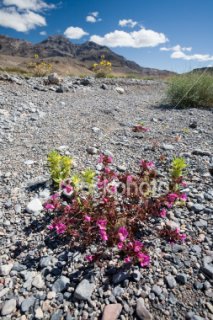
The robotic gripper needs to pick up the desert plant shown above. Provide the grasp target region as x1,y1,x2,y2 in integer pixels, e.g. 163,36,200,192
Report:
92,55,112,78
166,73,213,108
47,151,72,186
44,153,187,267
28,54,53,77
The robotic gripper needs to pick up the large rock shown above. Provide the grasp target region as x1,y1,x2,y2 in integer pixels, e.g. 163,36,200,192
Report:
1,299,16,316
26,198,43,214
52,276,70,292
0,263,13,276
74,279,95,301
102,304,122,320
47,73,61,85
136,298,153,320
32,274,45,289
115,87,125,94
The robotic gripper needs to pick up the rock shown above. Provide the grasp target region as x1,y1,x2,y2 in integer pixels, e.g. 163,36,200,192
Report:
21,297,36,313
101,84,108,90
191,204,205,213
176,274,188,284
92,127,100,133
202,262,213,279
80,78,91,86
0,263,13,276
189,121,197,129
14,204,21,214
162,144,175,151
151,285,162,296
52,276,70,292
40,256,53,268
115,87,125,94
26,198,43,214
86,146,98,155
74,279,95,301
112,286,124,296
35,307,44,319
136,298,153,320
32,274,45,289
112,271,129,284
47,291,56,300
1,299,16,316
192,149,211,157
51,310,64,320
48,73,61,85
102,303,122,320
56,85,69,93
165,275,177,289
117,165,127,172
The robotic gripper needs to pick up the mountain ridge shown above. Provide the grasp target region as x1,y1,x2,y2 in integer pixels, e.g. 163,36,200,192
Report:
0,34,175,76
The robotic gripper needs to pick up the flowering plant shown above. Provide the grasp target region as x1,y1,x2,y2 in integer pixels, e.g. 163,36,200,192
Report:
92,55,112,78
44,153,187,267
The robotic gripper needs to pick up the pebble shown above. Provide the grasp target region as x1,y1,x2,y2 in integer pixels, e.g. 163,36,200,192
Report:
1,299,16,316
21,297,36,313
115,87,125,94
102,303,122,320
26,198,43,214
32,274,45,289
176,274,188,284
136,298,153,320
52,276,70,292
0,263,13,276
165,275,177,289
74,279,95,301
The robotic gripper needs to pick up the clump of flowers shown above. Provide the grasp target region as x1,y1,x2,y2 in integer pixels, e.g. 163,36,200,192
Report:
28,54,52,77
92,55,112,78
44,152,187,267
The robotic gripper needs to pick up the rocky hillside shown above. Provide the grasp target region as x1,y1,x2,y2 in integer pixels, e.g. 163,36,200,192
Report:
0,35,174,76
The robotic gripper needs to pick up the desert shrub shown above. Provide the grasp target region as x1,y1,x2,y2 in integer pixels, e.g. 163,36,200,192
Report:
28,54,52,77
166,73,213,108
44,152,188,267
93,55,112,78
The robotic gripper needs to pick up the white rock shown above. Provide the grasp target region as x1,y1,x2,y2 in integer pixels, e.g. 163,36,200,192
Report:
47,291,56,299
0,264,13,276
35,307,43,319
1,299,16,316
26,198,43,214
32,274,45,289
24,160,34,165
115,87,125,94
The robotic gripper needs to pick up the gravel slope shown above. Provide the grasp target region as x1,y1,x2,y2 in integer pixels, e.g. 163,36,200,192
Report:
0,76,213,320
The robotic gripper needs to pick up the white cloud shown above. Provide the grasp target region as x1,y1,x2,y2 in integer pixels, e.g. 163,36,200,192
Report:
0,7,46,32
86,15,96,23
64,26,89,39
40,30,47,36
86,11,101,23
90,27,168,48
119,19,137,28
160,44,192,52
171,50,213,62
2,0,55,11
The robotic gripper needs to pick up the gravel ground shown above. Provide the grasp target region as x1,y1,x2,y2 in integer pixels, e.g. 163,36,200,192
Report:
0,75,213,320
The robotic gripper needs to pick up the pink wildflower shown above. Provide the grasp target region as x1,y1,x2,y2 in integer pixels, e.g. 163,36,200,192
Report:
180,193,187,201
160,208,167,218
84,215,91,222
181,181,188,187
117,242,123,250
99,229,108,241
48,224,54,230
109,185,117,193
124,256,132,263
140,160,155,171
50,193,59,200
97,219,107,230
44,203,55,211
55,223,66,234
118,227,128,242
137,252,150,267
127,175,133,183
105,167,111,174
133,240,143,253
98,154,104,163
167,193,178,203
107,156,113,164
85,255,95,262
180,233,187,241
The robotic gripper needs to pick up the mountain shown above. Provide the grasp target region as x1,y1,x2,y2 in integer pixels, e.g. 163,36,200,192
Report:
0,35,174,77
191,67,213,75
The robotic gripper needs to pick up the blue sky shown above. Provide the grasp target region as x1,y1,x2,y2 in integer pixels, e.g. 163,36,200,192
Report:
0,0,212,72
